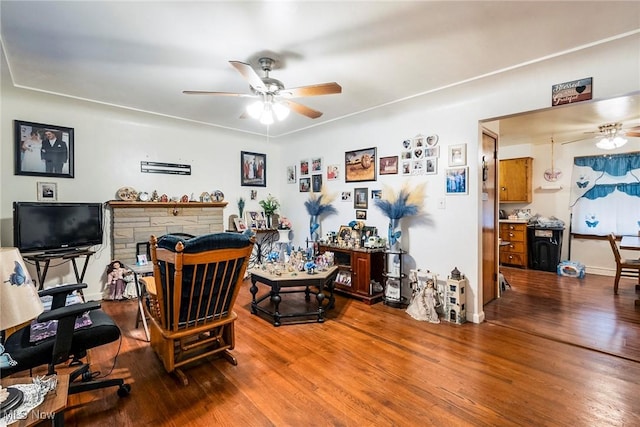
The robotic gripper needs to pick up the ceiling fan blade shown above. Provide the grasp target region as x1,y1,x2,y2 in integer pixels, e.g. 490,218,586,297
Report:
182,90,255,97
281,82,342,98
229,61,266,92
560,137,593,145
282,100,323,119
626,131,640,137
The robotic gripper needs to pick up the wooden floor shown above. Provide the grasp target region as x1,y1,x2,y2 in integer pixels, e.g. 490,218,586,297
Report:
54,269,640,426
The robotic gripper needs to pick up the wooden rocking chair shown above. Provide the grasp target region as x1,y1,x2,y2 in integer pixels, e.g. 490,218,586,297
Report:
146,232,255,385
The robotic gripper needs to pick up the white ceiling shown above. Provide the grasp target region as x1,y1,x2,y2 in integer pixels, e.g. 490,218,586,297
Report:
1,1,639,139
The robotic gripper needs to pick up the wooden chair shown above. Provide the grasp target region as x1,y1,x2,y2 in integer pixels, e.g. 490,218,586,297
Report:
146,232,255,385
607,233,640,294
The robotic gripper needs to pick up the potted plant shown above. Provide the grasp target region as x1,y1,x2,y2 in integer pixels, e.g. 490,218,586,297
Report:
259,194,280,228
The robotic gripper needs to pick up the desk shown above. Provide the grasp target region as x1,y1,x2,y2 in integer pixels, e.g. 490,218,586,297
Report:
1,375,69,427
127,263,153,342
621,235,640,250
249,266,338,326
24,250,94,290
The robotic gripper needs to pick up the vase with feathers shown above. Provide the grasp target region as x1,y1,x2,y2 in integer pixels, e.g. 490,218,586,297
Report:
304,188,337,242
374,183,426,251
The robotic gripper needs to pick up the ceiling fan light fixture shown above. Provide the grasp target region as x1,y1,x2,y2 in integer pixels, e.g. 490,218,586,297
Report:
596,136,627,150
259,104,275,125
246,100,263,119
272,102,290,121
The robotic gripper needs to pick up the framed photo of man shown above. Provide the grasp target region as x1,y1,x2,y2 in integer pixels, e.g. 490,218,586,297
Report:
15,120,74,178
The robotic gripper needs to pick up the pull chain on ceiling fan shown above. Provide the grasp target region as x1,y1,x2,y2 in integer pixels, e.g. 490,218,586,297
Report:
544,137,562,182
183,57,342,125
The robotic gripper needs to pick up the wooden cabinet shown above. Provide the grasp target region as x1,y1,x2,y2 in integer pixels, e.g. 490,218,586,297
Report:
499,222,528,268
318,244,384,304
499,157,533,203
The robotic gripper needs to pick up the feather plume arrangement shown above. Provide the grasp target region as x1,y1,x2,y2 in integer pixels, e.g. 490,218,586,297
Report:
374,182,426,219
304,187,337,217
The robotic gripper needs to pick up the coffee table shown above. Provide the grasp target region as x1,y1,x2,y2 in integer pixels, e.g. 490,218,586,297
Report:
249,266,338,326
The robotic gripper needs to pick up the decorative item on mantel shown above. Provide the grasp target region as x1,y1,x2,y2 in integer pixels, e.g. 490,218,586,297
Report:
304,186,337,243
373,182,426,251
259,194,280,229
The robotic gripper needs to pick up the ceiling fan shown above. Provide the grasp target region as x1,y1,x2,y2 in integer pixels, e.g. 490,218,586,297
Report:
561,122,640,150
183,57,342,124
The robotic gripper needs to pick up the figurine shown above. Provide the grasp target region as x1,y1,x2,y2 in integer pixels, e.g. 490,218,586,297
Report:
406,277,440,323
106,260,128,300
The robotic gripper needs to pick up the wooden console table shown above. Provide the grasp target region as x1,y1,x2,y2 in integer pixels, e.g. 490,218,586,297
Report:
23,250,95,290
317,244,385,304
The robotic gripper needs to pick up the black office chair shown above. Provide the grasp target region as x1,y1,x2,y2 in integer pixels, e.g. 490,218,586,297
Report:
0,283,131,397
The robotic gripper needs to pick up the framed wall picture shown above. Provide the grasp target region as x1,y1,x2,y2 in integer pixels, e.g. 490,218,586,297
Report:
312,174,323,192
345,147,376,182
379,156,398,175
15,120,74,178
355,209,367,220
371,189,382,199
311,157,323,173
425,157,437,175
299,177,311,192
354,187,368,209
37,181,57,201
445,167,469,195
299,159,310,176
448,144,467,166
341,190,353,202
287,165,296,184
327,164,340,181
241,151,266,187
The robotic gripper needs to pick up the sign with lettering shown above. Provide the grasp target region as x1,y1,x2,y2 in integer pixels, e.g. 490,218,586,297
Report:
551,77,592,106
140,161,191,175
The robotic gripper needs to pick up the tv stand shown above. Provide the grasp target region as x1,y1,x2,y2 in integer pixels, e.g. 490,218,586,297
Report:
23,249,95,290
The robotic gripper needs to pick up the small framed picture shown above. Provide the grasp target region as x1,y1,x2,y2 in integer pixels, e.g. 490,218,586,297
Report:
327,164,340,181
312,174,323,192
37,182,57,201
426,134,439,147
371,189,382,199
341,191,353,202
425,146,440,158
245,211,265,228
311,157,323,172
379,156,398,175
413,136,425,148
354,187,368,209
425,157,437,175
448,144,467,166
445,167,469,195
299,177,311,192
287,165,296,184
137,254,148,266
234,217,247,231
299,159,310,176
355,209,367,220
401,161,411,176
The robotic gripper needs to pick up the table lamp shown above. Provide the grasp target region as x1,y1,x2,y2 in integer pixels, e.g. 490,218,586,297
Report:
1,247,45,417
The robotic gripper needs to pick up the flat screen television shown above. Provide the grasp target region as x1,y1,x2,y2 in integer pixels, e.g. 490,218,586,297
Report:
13,202,104,253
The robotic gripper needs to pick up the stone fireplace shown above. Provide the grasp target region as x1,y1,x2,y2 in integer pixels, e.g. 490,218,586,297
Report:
107,201,227,264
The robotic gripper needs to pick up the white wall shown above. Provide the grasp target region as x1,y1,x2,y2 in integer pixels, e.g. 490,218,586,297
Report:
2,33,639,321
